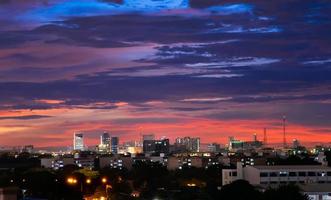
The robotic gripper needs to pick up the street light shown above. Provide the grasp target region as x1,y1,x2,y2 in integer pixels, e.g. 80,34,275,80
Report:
67,177,77,185
101,177,107,184
86,178,92,184
187,183,196,187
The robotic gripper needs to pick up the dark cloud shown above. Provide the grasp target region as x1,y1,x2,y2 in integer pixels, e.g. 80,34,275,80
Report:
0,0,330,131
0,115,51,120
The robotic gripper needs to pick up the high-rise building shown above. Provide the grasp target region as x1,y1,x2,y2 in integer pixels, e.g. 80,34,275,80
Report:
175,137,200,152
191,137,200,152
73,132,84,151
111,137,119,154
101,132,111,146
98,132,111,153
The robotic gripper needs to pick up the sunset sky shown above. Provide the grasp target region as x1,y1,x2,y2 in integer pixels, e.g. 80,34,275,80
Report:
0,0,330,147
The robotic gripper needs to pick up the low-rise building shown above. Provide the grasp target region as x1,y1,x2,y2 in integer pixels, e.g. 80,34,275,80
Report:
41,157,75,169
99,156,133,170
300,184,331,200
167,156,207,170
222,163,331,186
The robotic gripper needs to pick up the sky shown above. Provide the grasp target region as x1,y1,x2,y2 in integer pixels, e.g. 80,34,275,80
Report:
0,0,331,147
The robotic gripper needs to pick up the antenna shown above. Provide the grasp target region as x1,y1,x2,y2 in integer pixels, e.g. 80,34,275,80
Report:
283,116,287,148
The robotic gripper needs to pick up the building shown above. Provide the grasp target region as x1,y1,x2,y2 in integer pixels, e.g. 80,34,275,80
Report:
246,165,331,185
73,132,84,151
75,157,95,169
222,163,331,186
98,132,111,153
167,156,204,170
228,137,244,151
143,139,169,154
142,134,155,141
207,143,221,153
126,146,143,154
41,157,75,170
101,132,111,146
293,139,300,149
111,137,119,154
99,156,133,170
300,184,331,200
175,137,200,152
21,145,34,153
315,152,328,166
228,136,263,151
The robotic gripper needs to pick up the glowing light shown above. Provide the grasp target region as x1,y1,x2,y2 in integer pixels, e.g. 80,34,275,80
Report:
101,177,107,184
67,177,77,184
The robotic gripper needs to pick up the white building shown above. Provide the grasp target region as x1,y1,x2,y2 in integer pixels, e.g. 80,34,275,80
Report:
300,184,331,200
222,163,331,186
73,132,84,151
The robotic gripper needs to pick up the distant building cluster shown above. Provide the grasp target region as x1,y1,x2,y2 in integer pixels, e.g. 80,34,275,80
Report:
72,132,204,155
2,130,331,200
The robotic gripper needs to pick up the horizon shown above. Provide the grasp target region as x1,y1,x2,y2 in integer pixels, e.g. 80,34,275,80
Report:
0,0,331,147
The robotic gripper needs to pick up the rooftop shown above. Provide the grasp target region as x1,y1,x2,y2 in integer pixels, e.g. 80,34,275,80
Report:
250,165,331,170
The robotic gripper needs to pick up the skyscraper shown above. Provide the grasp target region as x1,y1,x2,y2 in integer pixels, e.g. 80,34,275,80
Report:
98,132,111,153
191,137,200,152
111,137,119,154
100,132,111,146
73,132,84,151
175,137,200,152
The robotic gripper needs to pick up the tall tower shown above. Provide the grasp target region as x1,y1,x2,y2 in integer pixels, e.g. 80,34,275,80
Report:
263,128,267,146
111,137,119,154
100,132,110,146
253,133,257,142
283,116,287,148
74,132,84,151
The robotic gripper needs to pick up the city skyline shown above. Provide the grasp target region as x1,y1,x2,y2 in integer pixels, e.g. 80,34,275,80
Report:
0,0,331,147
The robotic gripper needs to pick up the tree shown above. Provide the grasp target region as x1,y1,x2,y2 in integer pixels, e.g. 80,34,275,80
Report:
263,184,309,200
220,180,262,200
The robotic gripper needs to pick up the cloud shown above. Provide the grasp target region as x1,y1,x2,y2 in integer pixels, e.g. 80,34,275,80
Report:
0,0,331,146
0,115,52,120
181,97,233,102
303,58,331,65
185,57,280,68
